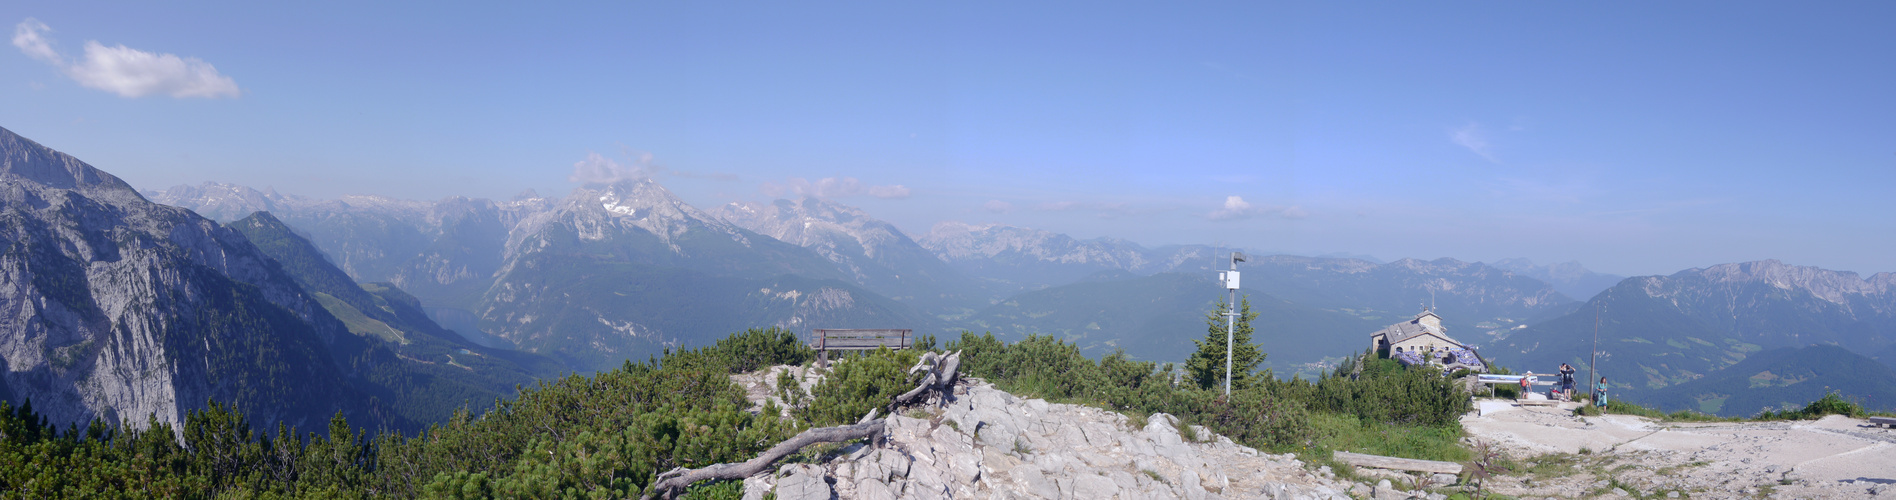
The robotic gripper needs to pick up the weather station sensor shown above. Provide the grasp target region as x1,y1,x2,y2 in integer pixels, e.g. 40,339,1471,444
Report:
1216,251,1247,396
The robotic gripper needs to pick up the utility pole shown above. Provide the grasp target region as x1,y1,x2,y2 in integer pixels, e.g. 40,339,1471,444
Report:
1218,252,1246,396
1589,301,1604,402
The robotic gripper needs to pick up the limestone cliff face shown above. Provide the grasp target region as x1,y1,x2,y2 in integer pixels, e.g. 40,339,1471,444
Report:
0,126,361,431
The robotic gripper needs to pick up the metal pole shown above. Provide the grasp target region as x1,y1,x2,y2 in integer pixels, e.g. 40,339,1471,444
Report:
1217,251,1245,397
1589,301,1602,402
1226,285,1235,397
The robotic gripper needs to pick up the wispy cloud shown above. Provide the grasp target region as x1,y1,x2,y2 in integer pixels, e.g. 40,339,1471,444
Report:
13,18,241,99
569,151,654,184
1450,122,1497,163
569,148,737,184
982,200,1012,213
762,177,911,199
12,19,59,63
1207,195,1306,221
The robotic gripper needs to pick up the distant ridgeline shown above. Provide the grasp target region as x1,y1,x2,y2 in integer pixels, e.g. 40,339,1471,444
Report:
1494,260,1896,416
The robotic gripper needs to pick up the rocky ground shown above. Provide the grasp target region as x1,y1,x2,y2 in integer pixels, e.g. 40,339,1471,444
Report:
1463,399,1896,499
731,367,1363,499
727,367,1896,499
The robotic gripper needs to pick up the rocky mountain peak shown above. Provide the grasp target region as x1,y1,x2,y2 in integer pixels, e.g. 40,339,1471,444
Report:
149,181,287,221
1673,259,1889,303
519,178,747,252
715,197,903,258
0,126,143,204
0,126,365,432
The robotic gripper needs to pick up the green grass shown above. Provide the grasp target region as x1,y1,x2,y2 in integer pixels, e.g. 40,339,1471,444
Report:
311,291,405,344
1516,452,1585,479
1307,413,1469,463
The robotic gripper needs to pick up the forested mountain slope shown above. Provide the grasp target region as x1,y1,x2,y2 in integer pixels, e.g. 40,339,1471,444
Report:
226,212,564,423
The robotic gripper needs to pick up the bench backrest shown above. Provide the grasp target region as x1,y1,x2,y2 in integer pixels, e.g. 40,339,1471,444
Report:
813,329,911,351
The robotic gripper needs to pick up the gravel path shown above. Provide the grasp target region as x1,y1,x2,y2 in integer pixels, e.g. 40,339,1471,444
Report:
1462,399,1896,499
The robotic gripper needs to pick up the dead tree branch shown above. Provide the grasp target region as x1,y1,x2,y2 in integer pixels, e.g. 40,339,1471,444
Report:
892,350,961,409
642,410,885,500
640,350,964,499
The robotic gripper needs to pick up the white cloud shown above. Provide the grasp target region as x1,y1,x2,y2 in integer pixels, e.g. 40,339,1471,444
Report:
982,200,1012,213
12,18,60,64
1207,195,1306,221
12,18,240,99
569,151,655,184
762,177,911,199
1450,122,1497,163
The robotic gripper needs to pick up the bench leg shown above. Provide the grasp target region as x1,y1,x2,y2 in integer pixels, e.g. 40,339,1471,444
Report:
818,350,828,369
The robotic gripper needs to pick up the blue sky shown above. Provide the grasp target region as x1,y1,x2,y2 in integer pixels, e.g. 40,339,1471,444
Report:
4,1,1893,277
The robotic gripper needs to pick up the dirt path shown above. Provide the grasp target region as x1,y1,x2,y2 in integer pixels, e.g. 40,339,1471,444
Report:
1460,399,1896,499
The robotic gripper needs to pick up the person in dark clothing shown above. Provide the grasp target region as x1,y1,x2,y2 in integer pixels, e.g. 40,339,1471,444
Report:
1558,363,1577,400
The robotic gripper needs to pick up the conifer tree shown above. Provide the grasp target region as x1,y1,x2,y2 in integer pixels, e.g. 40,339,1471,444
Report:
1186,296,1263,391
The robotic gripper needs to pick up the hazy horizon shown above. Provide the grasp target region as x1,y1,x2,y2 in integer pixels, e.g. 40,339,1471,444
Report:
5,2,1893,277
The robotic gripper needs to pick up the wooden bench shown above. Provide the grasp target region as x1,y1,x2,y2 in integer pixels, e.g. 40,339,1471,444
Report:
1871,416,1896,428
812,329,912,368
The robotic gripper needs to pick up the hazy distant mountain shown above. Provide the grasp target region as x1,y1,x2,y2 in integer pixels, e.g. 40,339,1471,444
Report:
226,212,563,424
1876,343,1896,371
919,221,1152,293
1490,258,1624,301
1496,260,1896,405
916,221,1251,298
159,179,944,371
964,271,1383,378
714,198,984,315
0,126,374,431
150,183,555,312
1645,344,1896,416
955,255,1572,379
1236,256,1575,342
477,179,930,371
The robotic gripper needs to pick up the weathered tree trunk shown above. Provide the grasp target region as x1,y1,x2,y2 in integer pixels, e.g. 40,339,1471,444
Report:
642,417,886,500
641,351,964,500
892,350,961,408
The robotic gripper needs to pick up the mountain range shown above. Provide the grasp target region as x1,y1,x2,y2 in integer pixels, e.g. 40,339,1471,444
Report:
106,126,1896,421
1496,260,1896,412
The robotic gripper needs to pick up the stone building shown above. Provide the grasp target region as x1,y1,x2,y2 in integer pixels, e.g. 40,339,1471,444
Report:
1368,309,1486,372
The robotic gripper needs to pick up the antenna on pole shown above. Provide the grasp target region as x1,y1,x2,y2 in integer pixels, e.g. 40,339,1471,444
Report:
1219,251,1247,396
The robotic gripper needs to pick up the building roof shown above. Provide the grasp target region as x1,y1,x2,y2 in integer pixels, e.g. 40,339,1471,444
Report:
1369,310,1458,346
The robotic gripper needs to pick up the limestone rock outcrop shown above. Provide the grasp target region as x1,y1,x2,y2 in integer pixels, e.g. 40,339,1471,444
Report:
741,378,1357,499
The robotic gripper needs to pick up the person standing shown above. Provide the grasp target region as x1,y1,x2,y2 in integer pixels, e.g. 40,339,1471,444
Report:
1559,363,1577,400
1594,376,1609,409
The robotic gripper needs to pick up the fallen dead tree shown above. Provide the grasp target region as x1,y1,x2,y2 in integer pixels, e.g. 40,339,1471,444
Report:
642,411,885,500
891,350,961,409
640,350,963,500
